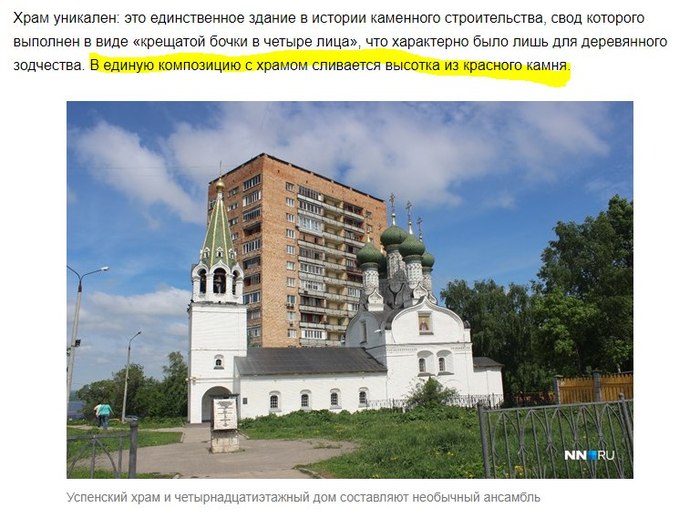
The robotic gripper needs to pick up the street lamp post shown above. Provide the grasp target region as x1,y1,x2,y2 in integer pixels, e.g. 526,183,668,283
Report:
66,265,109,408
121,331,142,422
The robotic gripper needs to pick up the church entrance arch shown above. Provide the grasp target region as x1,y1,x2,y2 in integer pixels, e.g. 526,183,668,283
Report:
201,386,232,422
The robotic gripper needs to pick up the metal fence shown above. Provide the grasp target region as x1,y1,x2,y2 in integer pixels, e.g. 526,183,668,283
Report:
478,396,633,478
367,394,504,411
67,422,139,478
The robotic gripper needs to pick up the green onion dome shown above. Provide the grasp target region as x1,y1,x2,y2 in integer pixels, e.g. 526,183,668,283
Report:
421,250,435,268
380,219,408,248
356,240,384,266
399,232,426,258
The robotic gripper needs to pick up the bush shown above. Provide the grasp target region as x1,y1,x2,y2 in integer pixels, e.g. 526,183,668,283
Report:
405,377,459,409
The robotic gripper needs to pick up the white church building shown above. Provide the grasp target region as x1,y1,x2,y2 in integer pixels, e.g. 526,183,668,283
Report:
187,181,503,423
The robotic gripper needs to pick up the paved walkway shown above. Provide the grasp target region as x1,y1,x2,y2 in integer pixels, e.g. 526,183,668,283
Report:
129,425,355,479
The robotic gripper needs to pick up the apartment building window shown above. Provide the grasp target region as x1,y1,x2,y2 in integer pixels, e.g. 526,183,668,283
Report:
299,200,323,216
247,326,261,338
300,247,324,260
300,279,324,292
227,187,238,197
286,245,296,255
227,203,238,211
286,295,296,307
287,277,296,287
228,217,238,227
286,228,295,239
286,197,294,207
286,182,294,191
300,262,324,275
347,287,361,298
244,223,261,236
348,302,359,312
243,174,261,190
242,207,261,223
242,190,261,206
299,215,322,233
243,256,261,270
286,213,295,222
244,273,261,287
299,185,320,201
286,261,295,271
242,238,261,253
231,232,239,241
287,311,296,322
243,291,261,304
302,329,326,340
247,308,261,321
300,295,323,308
301,313,323,324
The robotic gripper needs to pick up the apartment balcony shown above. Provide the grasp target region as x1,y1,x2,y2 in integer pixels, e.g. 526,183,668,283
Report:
342,222,365,234
299,304,326,314
322,231,345,243
300,338,344,347
342,207,365,221
322,215,346,229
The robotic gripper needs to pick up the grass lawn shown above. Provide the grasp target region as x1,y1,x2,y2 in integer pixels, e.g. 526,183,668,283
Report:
240,407,486,478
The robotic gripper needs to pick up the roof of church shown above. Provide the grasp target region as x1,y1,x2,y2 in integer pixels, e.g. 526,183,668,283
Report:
473,357,504,369
235,347,388,377
200,179,236,269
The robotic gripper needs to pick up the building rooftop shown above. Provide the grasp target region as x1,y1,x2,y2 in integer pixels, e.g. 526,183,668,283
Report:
236,347,388,376
210,152,385,203
473,357,504,369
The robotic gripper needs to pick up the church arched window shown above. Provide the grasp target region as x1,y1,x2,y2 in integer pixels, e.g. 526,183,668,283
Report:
418,358,426,373
269,392,281,412
214,355,224,370
300,391,311,409
330,389,341,408
198,269,207,293
437,351,452,374
358,389,368,407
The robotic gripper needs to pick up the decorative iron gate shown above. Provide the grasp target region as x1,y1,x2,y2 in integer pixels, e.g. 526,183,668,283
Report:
67,422,138,478
478,396,633,478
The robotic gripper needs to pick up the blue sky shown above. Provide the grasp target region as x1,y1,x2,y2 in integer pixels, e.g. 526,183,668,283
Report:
67,101,632,390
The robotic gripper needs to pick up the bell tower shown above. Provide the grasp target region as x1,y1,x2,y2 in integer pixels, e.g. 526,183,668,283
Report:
188,179,247,423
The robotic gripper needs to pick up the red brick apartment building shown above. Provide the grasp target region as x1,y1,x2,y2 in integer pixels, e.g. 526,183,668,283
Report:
207,153,387,347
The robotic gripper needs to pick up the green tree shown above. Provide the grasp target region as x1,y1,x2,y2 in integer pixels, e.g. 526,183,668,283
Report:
76,379,118,420
534,195,633,374
157,352,188,417
405,377,459,408
440,279,549,393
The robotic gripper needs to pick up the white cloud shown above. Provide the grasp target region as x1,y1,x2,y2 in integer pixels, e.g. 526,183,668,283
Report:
71,121,201,223
159,102,616,211
68,287,191,388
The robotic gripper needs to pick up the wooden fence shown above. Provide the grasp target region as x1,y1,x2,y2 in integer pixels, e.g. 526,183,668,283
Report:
556,372,633,404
